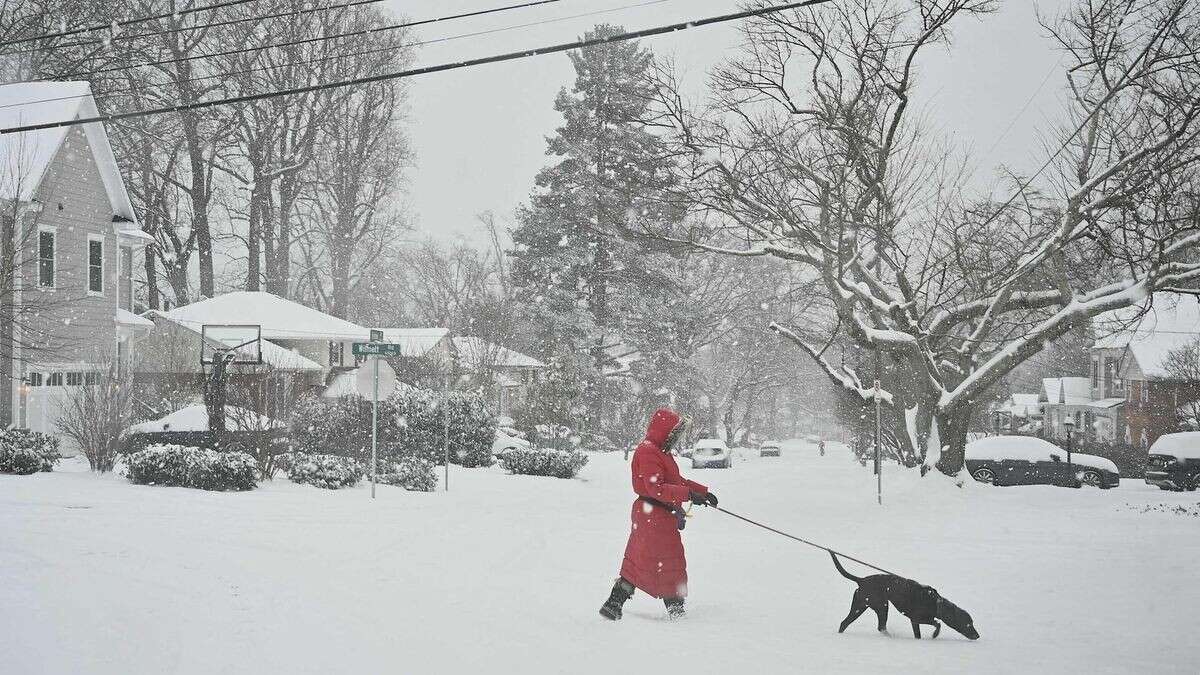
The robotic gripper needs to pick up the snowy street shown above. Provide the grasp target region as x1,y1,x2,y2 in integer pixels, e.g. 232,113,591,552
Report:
2,440,1194,675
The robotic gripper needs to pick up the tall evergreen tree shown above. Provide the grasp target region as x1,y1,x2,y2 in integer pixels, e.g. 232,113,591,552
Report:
510,24,679,434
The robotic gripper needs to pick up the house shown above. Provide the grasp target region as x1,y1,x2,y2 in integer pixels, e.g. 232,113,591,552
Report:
451,336,546,418
997,393,1042,434
373,327,453,388
1,81,154,433
1040,377,1096,440
1093,293,1200,448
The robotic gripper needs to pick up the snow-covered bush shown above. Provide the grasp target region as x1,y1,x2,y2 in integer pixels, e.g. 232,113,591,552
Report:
0,429,60,475
126,445,257,491
377,455,438,492
287,453,363,489
291,389,496,468
499,447,589,479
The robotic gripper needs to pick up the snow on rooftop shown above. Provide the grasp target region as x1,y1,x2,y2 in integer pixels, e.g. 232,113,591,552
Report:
376,327,449,358
453,336,545,369
1041,377,1091,405
165,292,369,342
0,81,135,220
143,309,323,372
1093,292,1200,378
127,404,283,434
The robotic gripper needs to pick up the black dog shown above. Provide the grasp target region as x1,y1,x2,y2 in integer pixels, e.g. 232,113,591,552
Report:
831,552,979,640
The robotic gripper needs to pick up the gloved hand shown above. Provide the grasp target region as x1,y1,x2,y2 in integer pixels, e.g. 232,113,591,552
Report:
672,507,687,531
690,491,718,507
703,491,718,507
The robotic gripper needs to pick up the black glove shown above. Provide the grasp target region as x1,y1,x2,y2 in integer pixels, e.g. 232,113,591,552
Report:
704,491,718,507
690,490,718,507
672,507,687,531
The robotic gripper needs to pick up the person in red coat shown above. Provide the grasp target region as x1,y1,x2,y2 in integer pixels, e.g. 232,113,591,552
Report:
599,408,718,620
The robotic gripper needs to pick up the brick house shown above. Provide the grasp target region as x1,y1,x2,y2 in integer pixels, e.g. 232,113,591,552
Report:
1094,293,1200,449
1,81,154,433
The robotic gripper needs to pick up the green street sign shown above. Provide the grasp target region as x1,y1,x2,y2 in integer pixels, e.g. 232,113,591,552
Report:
352,342,403,357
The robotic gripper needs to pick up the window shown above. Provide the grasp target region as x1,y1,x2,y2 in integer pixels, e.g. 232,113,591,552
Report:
328,341,343,367
84,372,101,385
66,372,83,386
87,236,104,294
27,372,43,387
47,372,63,386
1091,359,1099,387
1140,382,1149,404
119,246,133,311
37,229,55,288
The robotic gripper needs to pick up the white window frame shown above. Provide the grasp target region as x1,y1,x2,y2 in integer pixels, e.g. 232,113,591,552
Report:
37,226,57,289
86,234,105,296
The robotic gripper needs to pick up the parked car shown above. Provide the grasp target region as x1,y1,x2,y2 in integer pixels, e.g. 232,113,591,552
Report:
759,440,782,457
965,436,1120,489
492,427,531,457
691,439,732,469
1145,432,1200,491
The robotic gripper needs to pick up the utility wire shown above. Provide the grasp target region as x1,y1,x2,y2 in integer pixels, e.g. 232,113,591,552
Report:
65,0,571,78
0,0,267,49
0,0,668,111
0,0,836,136
1,0,389,57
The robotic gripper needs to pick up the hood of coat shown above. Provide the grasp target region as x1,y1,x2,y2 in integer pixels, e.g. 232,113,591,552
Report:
644,408,682,450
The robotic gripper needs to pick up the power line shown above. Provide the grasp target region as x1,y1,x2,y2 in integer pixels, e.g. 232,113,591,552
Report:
0,0,669,111
65,0,572,78
0,0,267,49
1,0,389,57
0,0,836,136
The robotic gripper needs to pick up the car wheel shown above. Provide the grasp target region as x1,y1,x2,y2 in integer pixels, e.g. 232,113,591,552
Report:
971,467,996,484
1079,470,1102,488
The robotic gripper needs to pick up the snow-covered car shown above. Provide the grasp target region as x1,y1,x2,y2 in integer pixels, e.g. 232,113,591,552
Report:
759,441,782,457
965,436,1120,489
691,439,731,469
492,427,531,457
1145,432,1200,491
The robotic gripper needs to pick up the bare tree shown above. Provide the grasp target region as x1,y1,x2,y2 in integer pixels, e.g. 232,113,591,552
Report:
55,362,133,472
642,0,1200,475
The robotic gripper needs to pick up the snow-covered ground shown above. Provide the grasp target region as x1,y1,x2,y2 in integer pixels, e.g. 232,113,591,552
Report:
2,440,1195,674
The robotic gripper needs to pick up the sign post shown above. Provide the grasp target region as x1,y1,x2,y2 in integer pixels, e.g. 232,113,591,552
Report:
353,341,399,500
874,378,882,506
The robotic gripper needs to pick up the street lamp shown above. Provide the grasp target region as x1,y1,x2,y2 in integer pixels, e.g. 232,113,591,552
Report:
1063,415,1075,479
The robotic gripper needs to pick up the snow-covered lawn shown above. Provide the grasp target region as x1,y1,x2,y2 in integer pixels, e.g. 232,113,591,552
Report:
2,441,1195,674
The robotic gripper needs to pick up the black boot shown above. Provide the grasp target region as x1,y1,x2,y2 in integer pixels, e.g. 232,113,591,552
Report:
664,597,685,619
599,578,635,620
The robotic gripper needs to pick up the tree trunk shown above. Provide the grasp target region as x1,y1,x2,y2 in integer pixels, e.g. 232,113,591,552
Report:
143,244,159,310
934,407,972,476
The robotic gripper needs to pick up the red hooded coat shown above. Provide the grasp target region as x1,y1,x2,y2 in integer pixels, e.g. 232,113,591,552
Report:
620,408,708,599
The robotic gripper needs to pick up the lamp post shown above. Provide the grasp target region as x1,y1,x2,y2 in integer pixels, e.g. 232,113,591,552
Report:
1063,415,1075,481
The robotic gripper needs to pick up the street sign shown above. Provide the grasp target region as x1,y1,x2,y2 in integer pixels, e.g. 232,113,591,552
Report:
352,342,404,357
370,329,384,342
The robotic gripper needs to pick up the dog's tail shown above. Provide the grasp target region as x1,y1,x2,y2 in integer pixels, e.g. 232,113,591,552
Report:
830,551,862,582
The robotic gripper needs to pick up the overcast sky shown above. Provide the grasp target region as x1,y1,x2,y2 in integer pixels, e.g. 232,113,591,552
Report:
392,0,1072,245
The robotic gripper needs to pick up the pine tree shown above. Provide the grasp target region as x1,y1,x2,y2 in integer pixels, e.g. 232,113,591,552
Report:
510,24,679,434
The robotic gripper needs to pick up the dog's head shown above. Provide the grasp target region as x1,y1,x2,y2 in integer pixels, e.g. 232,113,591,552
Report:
935,597,979,640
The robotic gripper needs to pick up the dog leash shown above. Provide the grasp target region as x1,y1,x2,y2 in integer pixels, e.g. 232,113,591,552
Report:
713,506,901,577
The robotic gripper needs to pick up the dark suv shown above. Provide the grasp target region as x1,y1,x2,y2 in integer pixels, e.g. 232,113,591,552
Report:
1145,432,1200,491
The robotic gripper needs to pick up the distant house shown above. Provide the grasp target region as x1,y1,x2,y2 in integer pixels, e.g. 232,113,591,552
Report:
451,336,546,418
1,81,154,434
997,393,1042,434
132,292,371,416
1041,377,1096,440
373,327,453,388
1093,293,1200,448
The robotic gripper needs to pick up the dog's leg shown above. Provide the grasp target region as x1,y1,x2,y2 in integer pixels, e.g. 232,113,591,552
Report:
838,589,869,634
931,621,942,639
870,598,889,633
910,619,922,639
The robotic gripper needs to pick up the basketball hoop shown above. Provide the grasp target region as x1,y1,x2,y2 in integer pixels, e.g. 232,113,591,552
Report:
200,324,263,366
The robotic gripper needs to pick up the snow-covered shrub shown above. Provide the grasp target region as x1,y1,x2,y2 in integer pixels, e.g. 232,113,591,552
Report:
377,455,438,492
499,447,589,479
291,389,496,468
126,445,257,491
0,429,60,474
287,453,363,489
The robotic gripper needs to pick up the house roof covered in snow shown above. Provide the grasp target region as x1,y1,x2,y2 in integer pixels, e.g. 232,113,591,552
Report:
143,310,323,372
164,292,369,342
1001,393,1042,417
375,327,449,358
0,81,136,221
1042,377,1092,405
452,337,545,369
1092,292,1200,379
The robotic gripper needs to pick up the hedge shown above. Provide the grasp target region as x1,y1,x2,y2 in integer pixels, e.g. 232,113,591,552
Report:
126,444,257,491
0,429,60,475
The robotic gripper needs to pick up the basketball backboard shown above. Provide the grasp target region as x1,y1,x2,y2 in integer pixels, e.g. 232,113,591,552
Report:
200,324,263,365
